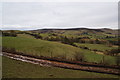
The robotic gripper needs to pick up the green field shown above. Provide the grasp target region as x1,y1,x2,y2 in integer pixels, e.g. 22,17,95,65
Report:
2,36,117,65
17,34,35,39
75,43,118,51
2,57,119,78
78,48,117,65
2,36,81,59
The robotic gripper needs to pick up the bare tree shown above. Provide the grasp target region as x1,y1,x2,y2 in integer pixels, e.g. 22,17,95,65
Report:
74,52,85,62
116,56,120,66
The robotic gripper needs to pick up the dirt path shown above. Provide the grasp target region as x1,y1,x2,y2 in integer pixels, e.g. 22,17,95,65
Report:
2,52,120,75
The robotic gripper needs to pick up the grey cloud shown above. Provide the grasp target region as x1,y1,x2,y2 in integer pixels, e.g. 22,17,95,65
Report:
1,2,118,30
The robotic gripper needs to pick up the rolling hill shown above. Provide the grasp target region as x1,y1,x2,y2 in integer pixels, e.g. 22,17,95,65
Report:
2,35,117,65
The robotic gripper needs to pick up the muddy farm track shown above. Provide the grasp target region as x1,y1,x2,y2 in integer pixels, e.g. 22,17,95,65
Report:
2,52,120,75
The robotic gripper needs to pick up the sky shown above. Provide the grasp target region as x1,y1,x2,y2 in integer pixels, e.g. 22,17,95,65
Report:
1,0,119,2
0,2,118,30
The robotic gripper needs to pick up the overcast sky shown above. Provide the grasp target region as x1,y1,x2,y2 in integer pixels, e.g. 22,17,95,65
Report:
1,2,118,30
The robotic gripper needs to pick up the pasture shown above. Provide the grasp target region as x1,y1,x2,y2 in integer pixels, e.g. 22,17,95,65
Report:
2,36,117,65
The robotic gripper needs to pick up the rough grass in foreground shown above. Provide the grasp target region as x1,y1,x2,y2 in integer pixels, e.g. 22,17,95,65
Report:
2,57,119,78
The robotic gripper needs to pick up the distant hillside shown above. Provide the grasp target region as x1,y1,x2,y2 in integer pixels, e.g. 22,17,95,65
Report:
29,28,119,36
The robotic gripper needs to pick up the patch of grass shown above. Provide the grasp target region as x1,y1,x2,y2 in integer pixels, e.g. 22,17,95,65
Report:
17,34,35,39
2,57,119,78
78,48,117,65
75,43,118,51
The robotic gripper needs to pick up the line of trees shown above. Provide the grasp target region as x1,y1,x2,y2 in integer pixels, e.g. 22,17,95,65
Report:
25,33,42,39
2,46,120,67
105,48,120,56
42,36,118,46
2,31,17,37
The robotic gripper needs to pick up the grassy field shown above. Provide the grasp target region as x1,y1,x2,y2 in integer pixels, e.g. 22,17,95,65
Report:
17,34,35,39
2,37,81,59
2,36,117,65
75,43,118,51
78,48,117,65
2,56,119,78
